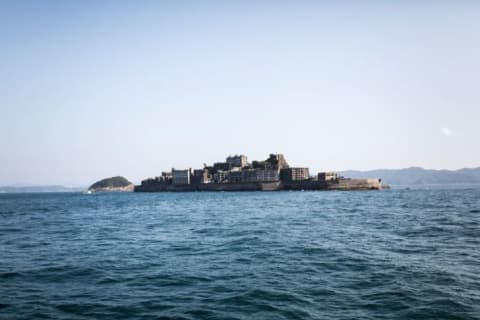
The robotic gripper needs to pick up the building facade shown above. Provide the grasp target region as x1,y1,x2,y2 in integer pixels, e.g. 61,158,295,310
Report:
212,170,229,183
213,162,231,172
318,172,338,182
229,169,279,183
172,169,191,185
280,167,310,181
226,155,248,168
192,169,210,185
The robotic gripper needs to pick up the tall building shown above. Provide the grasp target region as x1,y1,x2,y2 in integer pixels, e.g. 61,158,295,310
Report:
229,169,279,183
172,168,191,185
213,162,231,172
280,168,310,181
226,155,248,168
192,169,210,185
318,172,338,182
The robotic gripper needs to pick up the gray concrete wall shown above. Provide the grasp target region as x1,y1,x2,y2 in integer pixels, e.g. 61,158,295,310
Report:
134,181,282,192
327,178,382,190
134,179,382,192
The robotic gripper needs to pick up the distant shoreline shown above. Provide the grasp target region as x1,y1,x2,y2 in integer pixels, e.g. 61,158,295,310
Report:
2,183,480,194
0,186,84,193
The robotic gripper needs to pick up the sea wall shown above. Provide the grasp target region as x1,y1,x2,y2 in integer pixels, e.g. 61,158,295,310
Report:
282,179,382,191
134,181,282,192
134,179,382,192
196,181,281,191
282,180,327,190
327,179,382,190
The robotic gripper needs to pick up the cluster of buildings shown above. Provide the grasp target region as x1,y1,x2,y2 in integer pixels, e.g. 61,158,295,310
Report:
139,153,340,188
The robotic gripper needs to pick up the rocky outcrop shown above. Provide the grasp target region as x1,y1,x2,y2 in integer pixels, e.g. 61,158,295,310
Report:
88,176,134,192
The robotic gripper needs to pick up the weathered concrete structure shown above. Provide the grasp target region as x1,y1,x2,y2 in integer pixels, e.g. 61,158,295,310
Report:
134,178,382,192
213,162,231,172
226,155,248,168
318,172,338,181
326,178,383,190
281,168,310,181
191,169,210,185
172,169,190,185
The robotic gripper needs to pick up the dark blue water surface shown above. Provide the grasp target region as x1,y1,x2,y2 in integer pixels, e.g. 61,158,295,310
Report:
1,188,480,320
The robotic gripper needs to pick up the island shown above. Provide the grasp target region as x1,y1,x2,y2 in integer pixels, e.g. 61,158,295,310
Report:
88,176,134,192
135,153,386,192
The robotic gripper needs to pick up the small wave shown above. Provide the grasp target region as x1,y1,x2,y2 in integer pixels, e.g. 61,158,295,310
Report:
157,316,190,320
222,236,262,247
0,271,20,279
186,309,216,319
0,227,23,232
221,288,309,306
469,209,480,213
95,276,121,285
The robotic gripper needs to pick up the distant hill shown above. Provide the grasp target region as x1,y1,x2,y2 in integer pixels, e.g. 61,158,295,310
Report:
0,185,83,193
340,167,480,185
88,176,134,192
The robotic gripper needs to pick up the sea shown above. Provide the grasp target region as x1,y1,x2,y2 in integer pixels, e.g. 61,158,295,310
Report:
1,187,479,320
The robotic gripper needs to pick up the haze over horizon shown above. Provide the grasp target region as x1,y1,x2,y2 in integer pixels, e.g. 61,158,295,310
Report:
1,1,479,186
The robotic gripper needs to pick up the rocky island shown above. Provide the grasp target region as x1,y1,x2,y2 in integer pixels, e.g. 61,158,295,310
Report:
135,153,385,192
88,176,134,192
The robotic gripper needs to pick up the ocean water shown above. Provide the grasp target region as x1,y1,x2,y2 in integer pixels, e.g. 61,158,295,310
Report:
1,188,480,320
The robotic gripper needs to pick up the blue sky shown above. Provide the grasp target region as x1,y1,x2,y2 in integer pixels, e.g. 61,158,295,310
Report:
1,1,479,186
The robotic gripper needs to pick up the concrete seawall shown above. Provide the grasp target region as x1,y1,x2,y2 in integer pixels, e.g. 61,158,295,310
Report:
134,181,282,192
327,179,382,190
134,179,382,192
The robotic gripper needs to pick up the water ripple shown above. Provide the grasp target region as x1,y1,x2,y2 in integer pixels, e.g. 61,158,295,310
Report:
1,188,480,319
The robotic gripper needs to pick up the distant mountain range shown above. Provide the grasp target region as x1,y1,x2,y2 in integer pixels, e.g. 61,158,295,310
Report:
340,167,480,185
0,185,84,193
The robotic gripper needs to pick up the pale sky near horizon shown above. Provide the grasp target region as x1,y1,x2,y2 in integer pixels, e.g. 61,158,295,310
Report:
1,1,479,186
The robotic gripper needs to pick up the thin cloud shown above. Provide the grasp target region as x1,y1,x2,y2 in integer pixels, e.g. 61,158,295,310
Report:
441,127,453,137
